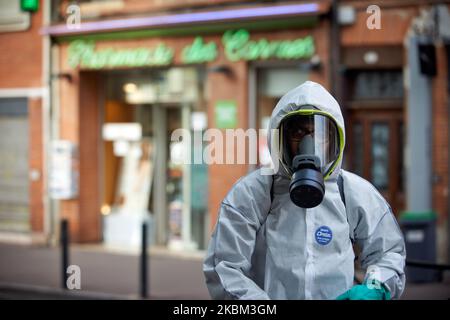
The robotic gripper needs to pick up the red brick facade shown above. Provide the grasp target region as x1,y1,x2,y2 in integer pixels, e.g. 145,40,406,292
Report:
0,4,44,239
0,6,42,88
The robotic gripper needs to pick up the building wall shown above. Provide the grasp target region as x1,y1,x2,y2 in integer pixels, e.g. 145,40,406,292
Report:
341,6,417,46
58,0,250,21
79,72,102,242
52,1,449,261
0,6,43,88
57,70,81,241
341,3,449,262
57,23,329,240
0,4,44,240
55,71,103,243
206,59,249,229
29,97,44,235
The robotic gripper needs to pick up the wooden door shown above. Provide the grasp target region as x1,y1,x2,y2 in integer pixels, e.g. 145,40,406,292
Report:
346,108,405,216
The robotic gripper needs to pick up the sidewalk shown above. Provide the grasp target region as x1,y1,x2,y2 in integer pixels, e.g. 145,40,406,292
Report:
0,243,210,299
0,243,448,300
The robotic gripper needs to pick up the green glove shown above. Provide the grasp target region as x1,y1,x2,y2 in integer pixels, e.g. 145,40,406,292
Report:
336,281,391,300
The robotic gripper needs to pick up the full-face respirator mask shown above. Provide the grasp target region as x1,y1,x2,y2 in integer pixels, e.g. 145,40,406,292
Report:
279,106,342,208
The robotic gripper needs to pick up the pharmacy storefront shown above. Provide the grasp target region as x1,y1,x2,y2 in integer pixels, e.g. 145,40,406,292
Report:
47,4,330,250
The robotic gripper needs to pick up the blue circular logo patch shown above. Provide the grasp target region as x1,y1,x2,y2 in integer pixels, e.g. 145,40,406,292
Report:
315,226,333,245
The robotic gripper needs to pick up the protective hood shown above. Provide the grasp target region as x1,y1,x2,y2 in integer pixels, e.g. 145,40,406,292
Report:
267,81,345,180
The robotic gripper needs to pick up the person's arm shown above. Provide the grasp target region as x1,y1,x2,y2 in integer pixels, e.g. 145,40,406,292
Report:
354,205,406,299
341,171,406,300
204,202,270,300
203,172,271,300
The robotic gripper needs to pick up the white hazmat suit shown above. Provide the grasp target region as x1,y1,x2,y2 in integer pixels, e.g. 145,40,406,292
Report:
203,81,406,300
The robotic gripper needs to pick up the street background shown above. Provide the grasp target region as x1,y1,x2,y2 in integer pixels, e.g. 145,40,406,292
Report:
0,0,450,300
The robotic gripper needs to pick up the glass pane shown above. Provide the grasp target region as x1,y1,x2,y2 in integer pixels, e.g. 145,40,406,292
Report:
258,68,309,98
354,71,403,100
352,122,364,176
190,132,208,250
102,67,207,250
167,108,183,244
371,123,390,190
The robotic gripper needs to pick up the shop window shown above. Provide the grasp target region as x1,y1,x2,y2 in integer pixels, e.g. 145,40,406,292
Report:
101,67,208,250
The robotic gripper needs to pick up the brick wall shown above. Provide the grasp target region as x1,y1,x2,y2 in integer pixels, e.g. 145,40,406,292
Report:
56,70,103,242
341,6,417,46
206,59,249,230
0,4,44,241
58,70,81,242
29,97,44,235
78,72,102,242
0,6,43,88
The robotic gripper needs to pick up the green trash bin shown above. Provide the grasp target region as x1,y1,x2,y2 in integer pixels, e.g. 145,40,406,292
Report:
399,211,439,283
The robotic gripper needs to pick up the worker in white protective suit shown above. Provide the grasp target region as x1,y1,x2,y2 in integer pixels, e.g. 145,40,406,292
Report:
203,81,406,300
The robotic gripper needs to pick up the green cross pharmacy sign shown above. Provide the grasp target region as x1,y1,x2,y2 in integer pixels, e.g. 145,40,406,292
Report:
215,100,237,129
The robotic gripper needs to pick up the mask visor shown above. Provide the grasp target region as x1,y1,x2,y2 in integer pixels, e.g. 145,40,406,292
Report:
281,112,340,176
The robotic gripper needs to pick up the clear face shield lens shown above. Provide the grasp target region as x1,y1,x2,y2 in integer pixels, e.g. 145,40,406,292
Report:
281,113,339,175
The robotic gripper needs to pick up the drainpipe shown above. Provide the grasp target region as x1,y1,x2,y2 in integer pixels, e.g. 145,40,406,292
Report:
42,0,52,245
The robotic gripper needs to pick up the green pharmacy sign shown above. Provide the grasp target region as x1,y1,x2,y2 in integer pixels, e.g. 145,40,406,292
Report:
67,29,315,69
68,40,174,69
222,29,315,61
182,37,218,64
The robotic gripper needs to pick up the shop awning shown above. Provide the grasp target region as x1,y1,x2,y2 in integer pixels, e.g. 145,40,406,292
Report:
41,1,330,40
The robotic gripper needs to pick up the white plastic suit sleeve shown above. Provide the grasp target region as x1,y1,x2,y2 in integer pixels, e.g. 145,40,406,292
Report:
203,172,272,300
343,170,406,300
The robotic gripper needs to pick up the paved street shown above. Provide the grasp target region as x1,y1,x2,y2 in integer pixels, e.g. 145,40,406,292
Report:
0,243,448,300
0,243,210,299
